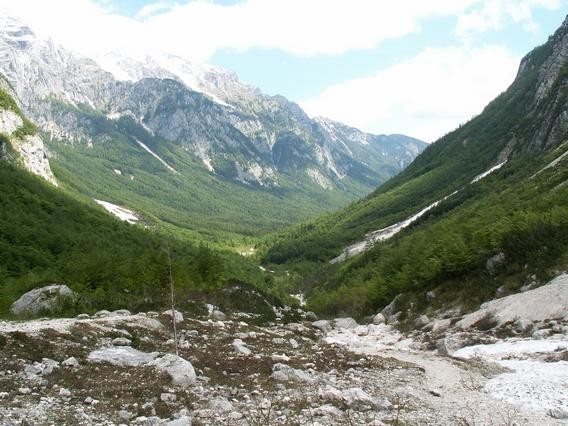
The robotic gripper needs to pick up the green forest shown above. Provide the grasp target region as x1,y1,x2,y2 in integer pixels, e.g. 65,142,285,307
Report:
0,161,283,317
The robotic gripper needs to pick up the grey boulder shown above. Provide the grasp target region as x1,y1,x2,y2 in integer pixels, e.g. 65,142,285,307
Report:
10,284,76,316
148,354,197,388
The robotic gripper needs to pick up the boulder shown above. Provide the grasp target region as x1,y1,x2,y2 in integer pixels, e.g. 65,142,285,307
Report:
333,317,358,329
62,357,79,368
414,315,430,329
88,346,157,367
162,309,184,323
112,337,132,346
532,329,551,340
436,336,465,356
514,318,533,333
148,354,197,388
271,363,314,383
312,320,332,333
312,404,343,417
431,319,452,334
167,416,191,426
305,311,318,321
380,294,403,323
318,386,343,403
372,313,386,325
550,408,568,419
209,397,234,413
10,284,76,316
232,339,251,356
486,252,506,274
211,310,226,321
341,388,390,411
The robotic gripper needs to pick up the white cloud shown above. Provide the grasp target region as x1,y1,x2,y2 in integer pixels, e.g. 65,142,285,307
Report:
135,1,176,20
456,0,562,38
0,0,561,142
300,45,520,142
0,0,482,61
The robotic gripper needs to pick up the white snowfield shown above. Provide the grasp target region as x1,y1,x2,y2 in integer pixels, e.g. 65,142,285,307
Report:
454,339,568,414
470,161,506,183
94,200,139,224
452,274,568,416
135,139,177,173
331,161,507,263
330,191,458,264
531,147,568,178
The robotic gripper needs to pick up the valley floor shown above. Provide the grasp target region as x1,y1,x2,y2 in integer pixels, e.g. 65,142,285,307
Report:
1,278,567,426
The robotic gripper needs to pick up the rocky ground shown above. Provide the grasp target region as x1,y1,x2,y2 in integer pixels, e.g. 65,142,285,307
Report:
0,276,567,425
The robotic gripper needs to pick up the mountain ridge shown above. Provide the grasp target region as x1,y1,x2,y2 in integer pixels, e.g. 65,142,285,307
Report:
0,13,425,241
261,15,568,319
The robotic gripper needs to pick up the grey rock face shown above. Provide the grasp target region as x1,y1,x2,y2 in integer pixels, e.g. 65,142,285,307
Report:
10,284,75,316
0,15,425,192
0,95,57,185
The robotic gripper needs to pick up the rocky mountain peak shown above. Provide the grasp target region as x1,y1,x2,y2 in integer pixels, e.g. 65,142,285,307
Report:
516,15,568,103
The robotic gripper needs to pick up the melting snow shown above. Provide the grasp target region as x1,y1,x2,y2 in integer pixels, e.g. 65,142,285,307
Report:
94,199,139,224
454,338,568,414
531,149,568,178
331,191,458,263
135,139,177,173
332,160,510,263
471,161,507,183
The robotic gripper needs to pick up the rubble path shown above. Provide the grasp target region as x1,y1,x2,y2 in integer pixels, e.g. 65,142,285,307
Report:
325,322,567,425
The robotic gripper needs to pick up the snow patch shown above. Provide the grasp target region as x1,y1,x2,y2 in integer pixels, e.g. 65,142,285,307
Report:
331,190,458,263
454,339,568,414
94,199,139,224
471,161,506,183
531,150,568,178
135,139,177,173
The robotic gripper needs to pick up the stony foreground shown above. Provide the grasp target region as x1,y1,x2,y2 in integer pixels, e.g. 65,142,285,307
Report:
1,277,567,425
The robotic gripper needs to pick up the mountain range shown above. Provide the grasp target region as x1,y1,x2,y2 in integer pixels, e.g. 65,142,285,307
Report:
0,14,425,241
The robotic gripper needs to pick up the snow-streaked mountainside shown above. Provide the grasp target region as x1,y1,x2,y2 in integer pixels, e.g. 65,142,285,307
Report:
0,14,425,190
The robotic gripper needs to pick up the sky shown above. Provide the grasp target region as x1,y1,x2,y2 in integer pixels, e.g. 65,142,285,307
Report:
1,0,566,142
